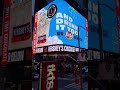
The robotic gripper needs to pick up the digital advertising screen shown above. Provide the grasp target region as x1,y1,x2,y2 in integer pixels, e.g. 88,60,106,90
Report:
88,0,119,53
88,0,100,50
33,0,88,53
101,0,119,53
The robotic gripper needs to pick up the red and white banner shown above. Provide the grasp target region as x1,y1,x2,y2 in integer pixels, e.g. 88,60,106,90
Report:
32,12,38,54
9,0,32,51
40,62,58,90
1,0,11,65
116,0,120,53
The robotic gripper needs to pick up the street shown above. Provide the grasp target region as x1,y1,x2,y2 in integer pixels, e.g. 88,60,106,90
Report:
58,77,88,90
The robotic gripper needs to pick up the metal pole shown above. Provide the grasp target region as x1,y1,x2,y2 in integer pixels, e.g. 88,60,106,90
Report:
98,2,103,60
78,26,83,90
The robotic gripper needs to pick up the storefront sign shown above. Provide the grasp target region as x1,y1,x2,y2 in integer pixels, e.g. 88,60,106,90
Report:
1,0,11,65
33,0,88,53
9,0,32,51
35,45,80,53
12,22,31,42
8,50,24,62
87,50,100,60
40,62,58,90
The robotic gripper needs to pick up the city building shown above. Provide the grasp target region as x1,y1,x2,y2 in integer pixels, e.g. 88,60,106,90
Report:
0,0,120,90
0,0,32,90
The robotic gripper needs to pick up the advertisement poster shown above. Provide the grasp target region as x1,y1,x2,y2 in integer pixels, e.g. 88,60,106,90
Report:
88,0,100,49
40,62,58,90
9,0,32,51
1,0,11,65
101,0,119,53
1,0,32,64
33,0,88,53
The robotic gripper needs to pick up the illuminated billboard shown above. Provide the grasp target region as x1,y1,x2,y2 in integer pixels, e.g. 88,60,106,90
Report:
88,0,119,53
101,0,119,53
88,0,100,50
33,0,88,53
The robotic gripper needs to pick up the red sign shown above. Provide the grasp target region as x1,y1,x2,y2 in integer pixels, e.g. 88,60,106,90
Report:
1,0,11,65
86,19,88,32
12,22,31,42
37,35,47,44
32,12,38,54
40,62,58,90
65,31,73,39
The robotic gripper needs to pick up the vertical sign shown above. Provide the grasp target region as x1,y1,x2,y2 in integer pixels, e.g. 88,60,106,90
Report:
116,0,120,53
1,0,11,65
40,62,58,90
32,12,38,54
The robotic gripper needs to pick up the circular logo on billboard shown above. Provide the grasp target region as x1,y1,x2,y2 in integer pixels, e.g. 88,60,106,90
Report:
65,31,73,40
47,4,57,18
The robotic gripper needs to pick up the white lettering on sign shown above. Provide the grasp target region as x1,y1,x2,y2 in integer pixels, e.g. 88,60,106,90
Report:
77,53,86,61
4,21,9,32
56,13,78,36
36,48,43,53
87,50,93,60
2,33,8,61
88,1,98,24
13,23,30,36
8,50,24,62
5,7,9,17
2,21,9,62
36,46,80,53
87,50,101,60
47,64,56,90
48,45,76,52
93,51,100,59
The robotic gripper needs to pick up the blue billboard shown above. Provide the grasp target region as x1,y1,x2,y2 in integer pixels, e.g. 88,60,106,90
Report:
33,0,88,53
88,0,119,53
88,0,99,49
100,0,119,53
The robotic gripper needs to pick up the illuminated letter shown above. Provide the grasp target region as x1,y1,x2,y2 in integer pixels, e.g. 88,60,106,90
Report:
56,13,63,18
56,19,63,24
